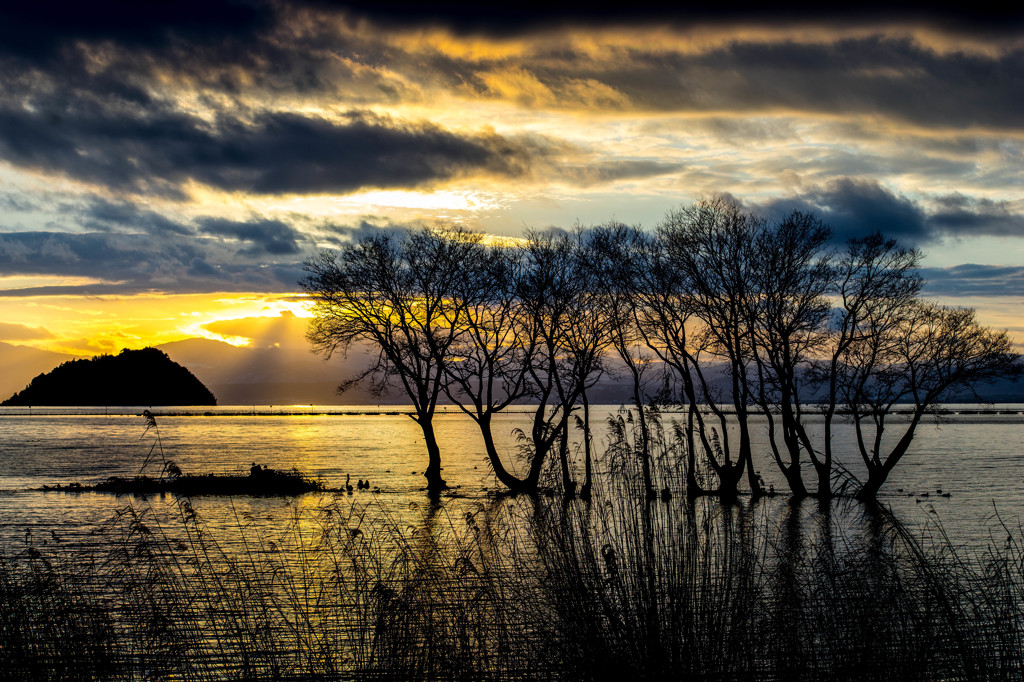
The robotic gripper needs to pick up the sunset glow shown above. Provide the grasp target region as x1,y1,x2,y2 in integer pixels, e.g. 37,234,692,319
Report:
0,3,1021,377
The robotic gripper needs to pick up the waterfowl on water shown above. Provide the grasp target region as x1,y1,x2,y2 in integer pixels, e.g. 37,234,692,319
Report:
345,474,354,493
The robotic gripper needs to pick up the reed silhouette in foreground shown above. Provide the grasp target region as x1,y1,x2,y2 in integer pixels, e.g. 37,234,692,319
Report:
3,412,1024,680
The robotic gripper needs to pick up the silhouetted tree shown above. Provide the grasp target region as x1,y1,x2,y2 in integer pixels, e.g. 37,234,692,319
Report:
653,198,763,499
516,230,596,496
438,239,543,493
844,302,1023,499
812,232,923,498
558,228,618,498
300,227,480,493
588,223,659,498
746,211,833,498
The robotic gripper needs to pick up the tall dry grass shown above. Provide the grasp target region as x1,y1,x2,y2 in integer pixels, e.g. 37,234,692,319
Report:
2,407,1023,680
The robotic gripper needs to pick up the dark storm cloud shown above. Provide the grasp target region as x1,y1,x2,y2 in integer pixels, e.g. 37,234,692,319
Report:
758,178,929,244
80,199,195,235
199,217,302,255
929,195,1024,237
921,264,1024,298
0,98,541,195
0,230,299,295
562,37,1024,130
758,179,1024,247
325,2,1024,36
0,215,427,296
3,1,1020,54
4,3,1021,133
0,1,275,63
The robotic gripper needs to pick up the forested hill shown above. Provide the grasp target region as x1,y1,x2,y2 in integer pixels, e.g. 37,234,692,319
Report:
1,348,216,406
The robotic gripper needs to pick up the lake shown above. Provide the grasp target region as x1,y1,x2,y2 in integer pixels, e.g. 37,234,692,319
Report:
1,404,1022,551
3,404,1024,679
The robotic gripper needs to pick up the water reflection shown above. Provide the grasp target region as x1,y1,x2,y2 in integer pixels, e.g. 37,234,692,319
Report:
4,475,1023,679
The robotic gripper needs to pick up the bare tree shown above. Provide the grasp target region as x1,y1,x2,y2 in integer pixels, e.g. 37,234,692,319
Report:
588,223,660,498
653,198,763,499
843,302,1023,500
559,228,618,499
813,232,922,498
300,227,479,493
438,240,543,493
516,230,594,496
746,211,833,498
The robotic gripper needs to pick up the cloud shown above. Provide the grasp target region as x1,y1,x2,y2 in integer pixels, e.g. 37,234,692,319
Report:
582,36,1024,129
554,160,684,186
757,178,929,244
0,230,300,296
79,198,195,235
758,179,1024,245
0,321,54,340
0,215,423,296
929,194,1024,237
921,264,1024,297
202,310,310,350
0,100,544,195
0,1,275,63
0,193,39,212
199,217,302,255
318,4,1024,37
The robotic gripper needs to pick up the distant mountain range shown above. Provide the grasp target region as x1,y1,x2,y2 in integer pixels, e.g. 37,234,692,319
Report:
1,311,1022,405
0,342,77,401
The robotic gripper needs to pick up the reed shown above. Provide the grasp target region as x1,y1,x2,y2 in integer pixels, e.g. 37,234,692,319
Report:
3,408,1024,680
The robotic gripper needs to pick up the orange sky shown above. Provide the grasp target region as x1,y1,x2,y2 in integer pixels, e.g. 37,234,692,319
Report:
1,5,1022,356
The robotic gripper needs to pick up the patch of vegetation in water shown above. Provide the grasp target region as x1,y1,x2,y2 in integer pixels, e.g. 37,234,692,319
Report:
44,468,326,496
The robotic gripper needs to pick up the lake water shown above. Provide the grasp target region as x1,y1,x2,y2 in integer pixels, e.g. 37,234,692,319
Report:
1,404,1022,552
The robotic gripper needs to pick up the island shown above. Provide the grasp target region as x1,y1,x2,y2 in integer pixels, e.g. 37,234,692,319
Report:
42,464,328,496
1,347,216,406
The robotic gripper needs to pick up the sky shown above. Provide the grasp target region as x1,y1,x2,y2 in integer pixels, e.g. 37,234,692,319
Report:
0,2,1022,358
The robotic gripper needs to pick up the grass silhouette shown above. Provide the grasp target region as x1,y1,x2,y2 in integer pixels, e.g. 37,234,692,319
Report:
3,408,1024,680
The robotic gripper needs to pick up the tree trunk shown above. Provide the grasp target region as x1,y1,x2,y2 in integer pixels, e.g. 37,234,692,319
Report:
855,465,886,501
717,461,743,501
815,459,832,501
478,413,544,494
558,420,576,497
737,409,763,497
418,417,447,493
781,462,807,498
580,393,593,500
632,371,654,497
855,408,925,501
